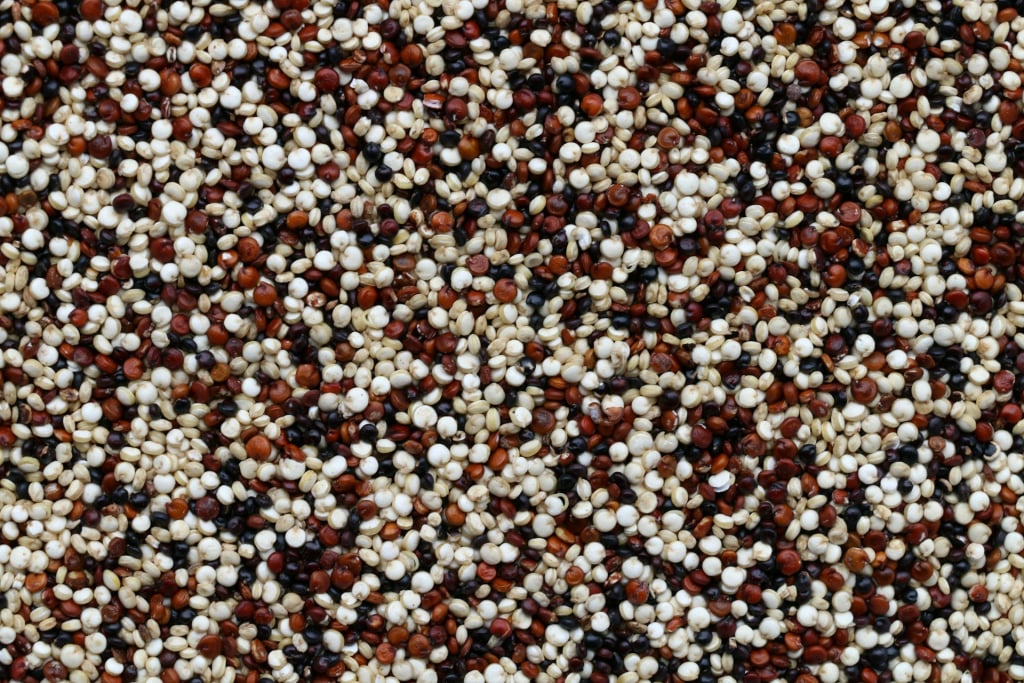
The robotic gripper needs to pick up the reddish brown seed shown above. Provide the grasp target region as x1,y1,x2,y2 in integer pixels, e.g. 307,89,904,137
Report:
43,660,67,682
489,618,512,638
903,30,925,49
67,136,87,155
87,133,113,158
803,645,828,665
445,98,468,120
387,626,410,646
845,548,869,573
991,242,1016,267
197,635,222,658
236,267,260,290
430,211,454,233
210,363,231,383
444,504,466,525
253,282,278,306
246,435,272,460
850,378,878,403
194,497,220,521
656,128,681,149
845,114,866,137
123,357,145,380
408,634,431,658
1002,403,1023,424
773,506,794,527
467,256,489,280
266,68,290,90
836,201,862,225
400,44,423,66
565,566,585,585
457,136,479,159
823,264,847,287
237,237,262,262
25,573,47,592
376,643,396,664
493,279,518,303
648,224,674,250
773,23,796,44
606,183,630,207
776,549,802,576
167,498,188,519
869,594,890,615
314,67,340,91
173,118,195,142
531,409,556,434
580,93,603,117
266,552,285,573
31,1,60,25
160,70,182,96
355,499,378,520
819,135,844,157
280,9,303,28
996,367,1017,396
820,568,845,592
295,364,321,388
625,580,649,604
883,120,902,142
691,425,712,449
999,100,1020,124
189,63,212,87
862,352,887,372
617,87,642,109
793,60,821,84
476,562,496,581
149,235,176,262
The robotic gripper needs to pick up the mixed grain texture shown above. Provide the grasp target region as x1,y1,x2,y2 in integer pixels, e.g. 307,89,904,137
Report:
2,0,1024,682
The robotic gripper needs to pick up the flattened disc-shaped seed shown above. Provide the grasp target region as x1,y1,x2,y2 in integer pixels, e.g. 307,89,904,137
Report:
493,279,519,302
246,435,272,460
531,409,556,434
776,549,802,576
197,635,222,658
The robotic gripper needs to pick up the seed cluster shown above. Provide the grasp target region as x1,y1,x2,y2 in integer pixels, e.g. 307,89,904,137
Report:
3,0,1024,682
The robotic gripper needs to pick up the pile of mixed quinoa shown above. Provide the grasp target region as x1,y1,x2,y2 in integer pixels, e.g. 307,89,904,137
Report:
2,0,1024,682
